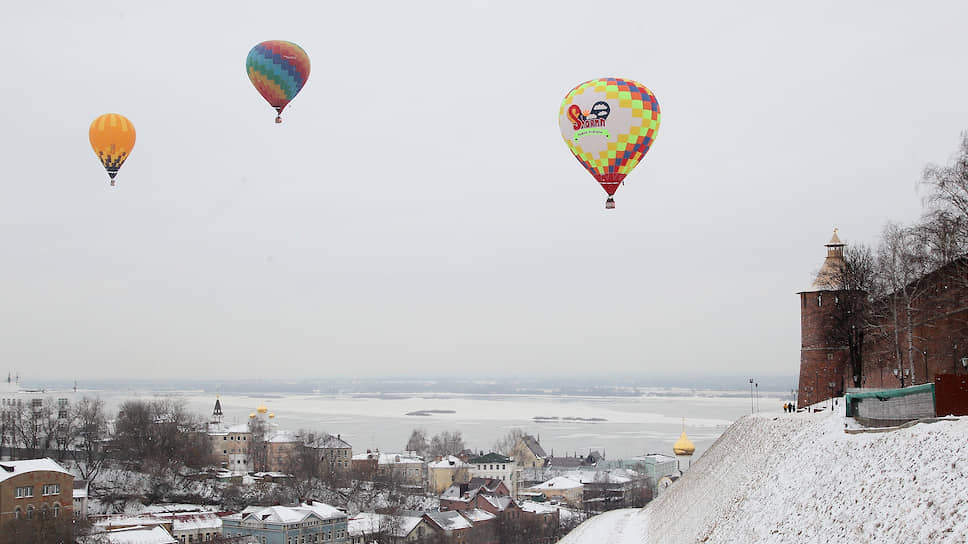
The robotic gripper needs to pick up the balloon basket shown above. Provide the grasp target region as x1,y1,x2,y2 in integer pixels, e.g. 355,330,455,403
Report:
110,180,116,187
275,116,282,124
605,198,615,209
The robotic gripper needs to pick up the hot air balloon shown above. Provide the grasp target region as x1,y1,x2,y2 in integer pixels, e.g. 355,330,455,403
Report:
89,113,136,187
559,78,661,209
246,40,311,123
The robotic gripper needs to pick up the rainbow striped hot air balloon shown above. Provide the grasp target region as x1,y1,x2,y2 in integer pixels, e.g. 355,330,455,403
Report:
246,40,311,123
89,113,136,187
559,78,661,209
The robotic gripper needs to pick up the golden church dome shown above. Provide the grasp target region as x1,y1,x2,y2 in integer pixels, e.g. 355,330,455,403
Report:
673,431,695,456
269,413,275,418
249,413,256,418
257,403,268,414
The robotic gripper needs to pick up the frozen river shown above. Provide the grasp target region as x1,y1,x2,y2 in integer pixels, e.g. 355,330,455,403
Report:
91,388,788,461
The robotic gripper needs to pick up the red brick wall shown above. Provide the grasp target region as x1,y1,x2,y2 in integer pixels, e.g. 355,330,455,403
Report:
860,262,968,388
0,470,74,526
798,291,850,408
800,259,968,403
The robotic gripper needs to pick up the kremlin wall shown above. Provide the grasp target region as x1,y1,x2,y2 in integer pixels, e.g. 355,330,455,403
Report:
798,230,968,409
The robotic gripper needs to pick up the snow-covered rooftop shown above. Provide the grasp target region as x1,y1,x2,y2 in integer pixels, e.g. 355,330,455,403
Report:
460,508,496,523
306,434,352,449
424,511,473,531
348,512,422,537
480,495,514,511
562,469,634,485
268,430,299,443
0,458,72,484
150,513,222,531
229,501,344,525
427,455,469,468
94,516,168,529
363,452,424,465
84,525,177,544
527,476,583,490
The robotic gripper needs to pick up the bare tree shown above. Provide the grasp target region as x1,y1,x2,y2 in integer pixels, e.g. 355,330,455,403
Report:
875,222,931,385
428,431,465,458
113,398,213,470
921,132,968,240
68,396,109,487
405,428,429,457
248,416,269,472
823,243,879,388
493,428,527,456
11,399,49,458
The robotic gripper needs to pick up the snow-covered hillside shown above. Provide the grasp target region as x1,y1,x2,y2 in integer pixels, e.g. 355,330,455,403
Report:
560,410,967,544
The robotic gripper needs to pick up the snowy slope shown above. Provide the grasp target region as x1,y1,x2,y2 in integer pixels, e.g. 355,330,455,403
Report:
559,411,968,544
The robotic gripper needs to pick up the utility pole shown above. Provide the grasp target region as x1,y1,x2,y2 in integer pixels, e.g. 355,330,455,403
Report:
749,379,754,414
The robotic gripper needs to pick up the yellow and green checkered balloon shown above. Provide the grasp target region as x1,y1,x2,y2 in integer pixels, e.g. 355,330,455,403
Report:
559,78,661,207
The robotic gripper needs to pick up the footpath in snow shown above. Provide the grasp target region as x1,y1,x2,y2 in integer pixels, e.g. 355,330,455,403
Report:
560,409,967,544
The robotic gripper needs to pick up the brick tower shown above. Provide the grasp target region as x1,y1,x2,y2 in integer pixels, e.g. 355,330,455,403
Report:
797,230,850,409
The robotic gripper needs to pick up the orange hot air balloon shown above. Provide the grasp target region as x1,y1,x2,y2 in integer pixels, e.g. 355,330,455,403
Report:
89,113,136,186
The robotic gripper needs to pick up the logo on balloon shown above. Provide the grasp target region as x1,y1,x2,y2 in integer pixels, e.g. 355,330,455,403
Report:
567,101,611,141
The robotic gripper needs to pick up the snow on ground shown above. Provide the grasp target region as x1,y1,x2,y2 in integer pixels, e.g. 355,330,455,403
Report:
559,410,968,544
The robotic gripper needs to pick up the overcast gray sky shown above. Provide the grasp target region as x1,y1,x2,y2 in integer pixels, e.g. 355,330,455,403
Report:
2,1,967,381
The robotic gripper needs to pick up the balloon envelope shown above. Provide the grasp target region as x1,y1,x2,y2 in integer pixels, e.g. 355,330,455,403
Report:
559,78,660,200
89,113,136,186
246,40,311,122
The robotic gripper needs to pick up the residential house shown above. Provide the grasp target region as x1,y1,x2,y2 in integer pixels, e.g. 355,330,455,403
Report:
347,512,436,544
150,512,224,543
509,436,547,469
265,430,302,473
0,458,74,526
427,455,471,494
209,423,254,473
516,501,562,533
467,453,516,495
523,477,583,508
350,450,425,487
350,450,379,478
307,434,353,474
221,500,348,544
421,511,473,544
439,478,509,512
475,495,522,518
457,509,496,544
562,468,649,511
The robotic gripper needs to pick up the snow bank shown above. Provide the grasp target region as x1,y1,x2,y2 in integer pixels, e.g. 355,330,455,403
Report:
559,411,968,544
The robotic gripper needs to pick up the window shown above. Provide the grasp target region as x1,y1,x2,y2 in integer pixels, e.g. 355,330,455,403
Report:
53,503,61,518
27,505,34,519
14,507,21,519
43,483,61,495
16,486,34,498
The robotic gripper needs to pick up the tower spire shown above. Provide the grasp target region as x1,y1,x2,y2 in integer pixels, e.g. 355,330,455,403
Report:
212,395,223,425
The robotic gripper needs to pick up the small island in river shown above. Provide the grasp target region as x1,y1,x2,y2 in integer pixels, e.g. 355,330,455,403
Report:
405,409,457,416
